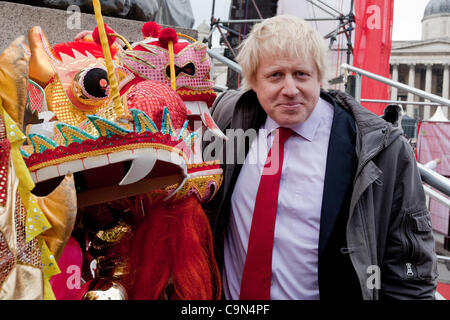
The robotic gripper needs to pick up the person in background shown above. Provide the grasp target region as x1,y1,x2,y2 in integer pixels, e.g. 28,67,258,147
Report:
381,104,403,127
424,158,441,170
203,15,438,300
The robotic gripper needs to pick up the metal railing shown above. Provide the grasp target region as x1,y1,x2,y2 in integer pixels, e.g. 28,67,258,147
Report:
340,64,450,196
340,64,450,200
207,48,242,74
418,163,450,200
361,99,441,106
341,63,450,107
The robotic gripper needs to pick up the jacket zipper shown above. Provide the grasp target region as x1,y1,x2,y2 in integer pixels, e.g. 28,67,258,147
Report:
405,262,414,277
406,216,416,259
402,214,419,279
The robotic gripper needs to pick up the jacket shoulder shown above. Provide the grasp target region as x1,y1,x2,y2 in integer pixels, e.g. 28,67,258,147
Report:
211,90,245,131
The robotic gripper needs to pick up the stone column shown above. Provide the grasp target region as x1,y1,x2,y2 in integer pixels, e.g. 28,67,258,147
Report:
424,63,433,120
443,63,449,119
391,63,399,101
407,63,416,117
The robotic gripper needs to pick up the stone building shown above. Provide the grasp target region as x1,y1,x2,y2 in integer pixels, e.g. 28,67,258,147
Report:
390,0,450,120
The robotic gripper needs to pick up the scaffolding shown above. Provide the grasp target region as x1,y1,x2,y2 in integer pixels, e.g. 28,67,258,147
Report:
204,0,356,89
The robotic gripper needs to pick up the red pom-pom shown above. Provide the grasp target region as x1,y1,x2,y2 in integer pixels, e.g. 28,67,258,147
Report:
92,24,116,46
142,21,162,38
158,28,178,48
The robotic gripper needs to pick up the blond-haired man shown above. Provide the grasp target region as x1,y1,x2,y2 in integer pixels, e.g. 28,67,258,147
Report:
204,15,437,300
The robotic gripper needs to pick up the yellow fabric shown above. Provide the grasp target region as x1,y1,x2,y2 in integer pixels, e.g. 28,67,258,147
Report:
43,278,56,300
1,109,52,242
38,173,77,261
2,110,34,193
28,26,56,89
0,133,44,300
0,265,44,300
0,164,17,257
39,238,60,279
168,41,176,90
0,36,29,129
0,101,59,299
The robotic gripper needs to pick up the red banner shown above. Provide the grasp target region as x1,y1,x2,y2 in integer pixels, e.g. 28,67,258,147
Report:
353,0,394,115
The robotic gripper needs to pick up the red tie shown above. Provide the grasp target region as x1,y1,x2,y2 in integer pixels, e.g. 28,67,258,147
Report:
239,127,293,300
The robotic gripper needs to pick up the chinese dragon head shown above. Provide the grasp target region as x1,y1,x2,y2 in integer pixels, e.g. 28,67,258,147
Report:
0,2,224,300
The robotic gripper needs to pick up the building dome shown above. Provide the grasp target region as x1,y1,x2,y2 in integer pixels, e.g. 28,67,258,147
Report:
421,0,450,39
423,0,450,20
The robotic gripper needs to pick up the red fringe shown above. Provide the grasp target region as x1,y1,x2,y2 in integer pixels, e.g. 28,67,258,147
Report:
124,195,222,300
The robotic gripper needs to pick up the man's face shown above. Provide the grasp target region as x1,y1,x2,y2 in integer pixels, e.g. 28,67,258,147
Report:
252,53,321,127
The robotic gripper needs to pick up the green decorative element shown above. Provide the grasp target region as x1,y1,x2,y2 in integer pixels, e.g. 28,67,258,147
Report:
177,120,189,140
160,107,176,137
184,132,199,147
20,147,30,158
28,133,58,154
86,115,132,138
56,122,96,146
129,109,158,134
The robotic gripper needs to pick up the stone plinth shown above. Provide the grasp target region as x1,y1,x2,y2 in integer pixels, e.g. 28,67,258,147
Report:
0,2,197,52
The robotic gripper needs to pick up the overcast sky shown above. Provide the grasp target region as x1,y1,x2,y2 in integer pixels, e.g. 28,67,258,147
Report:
392,0,429,40
190,0,431,41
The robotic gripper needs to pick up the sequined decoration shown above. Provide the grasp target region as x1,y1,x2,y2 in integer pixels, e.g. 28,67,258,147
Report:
0,231,14,288
27,80,45,113
23,192,51,242
44,75,108,127
96,222,132,243
15,192,41,269
119,43,214,91
40,239,59,277
0,139,10,207
173,174,223,202
0,115,6,140
125,80,187,130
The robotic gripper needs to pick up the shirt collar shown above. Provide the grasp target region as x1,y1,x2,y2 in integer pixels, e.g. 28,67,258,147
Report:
263,97,327,142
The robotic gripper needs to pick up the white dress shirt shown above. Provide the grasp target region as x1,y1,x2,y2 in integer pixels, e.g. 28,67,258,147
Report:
223,97,334,300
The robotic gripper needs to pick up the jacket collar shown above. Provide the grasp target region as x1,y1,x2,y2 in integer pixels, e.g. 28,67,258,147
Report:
323,90,403,175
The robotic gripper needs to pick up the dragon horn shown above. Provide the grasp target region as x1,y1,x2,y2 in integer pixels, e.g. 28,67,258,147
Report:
92,0,124,117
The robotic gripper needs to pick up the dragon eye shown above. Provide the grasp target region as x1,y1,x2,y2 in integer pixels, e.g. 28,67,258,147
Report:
81,68,109,99
73,67,110,101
